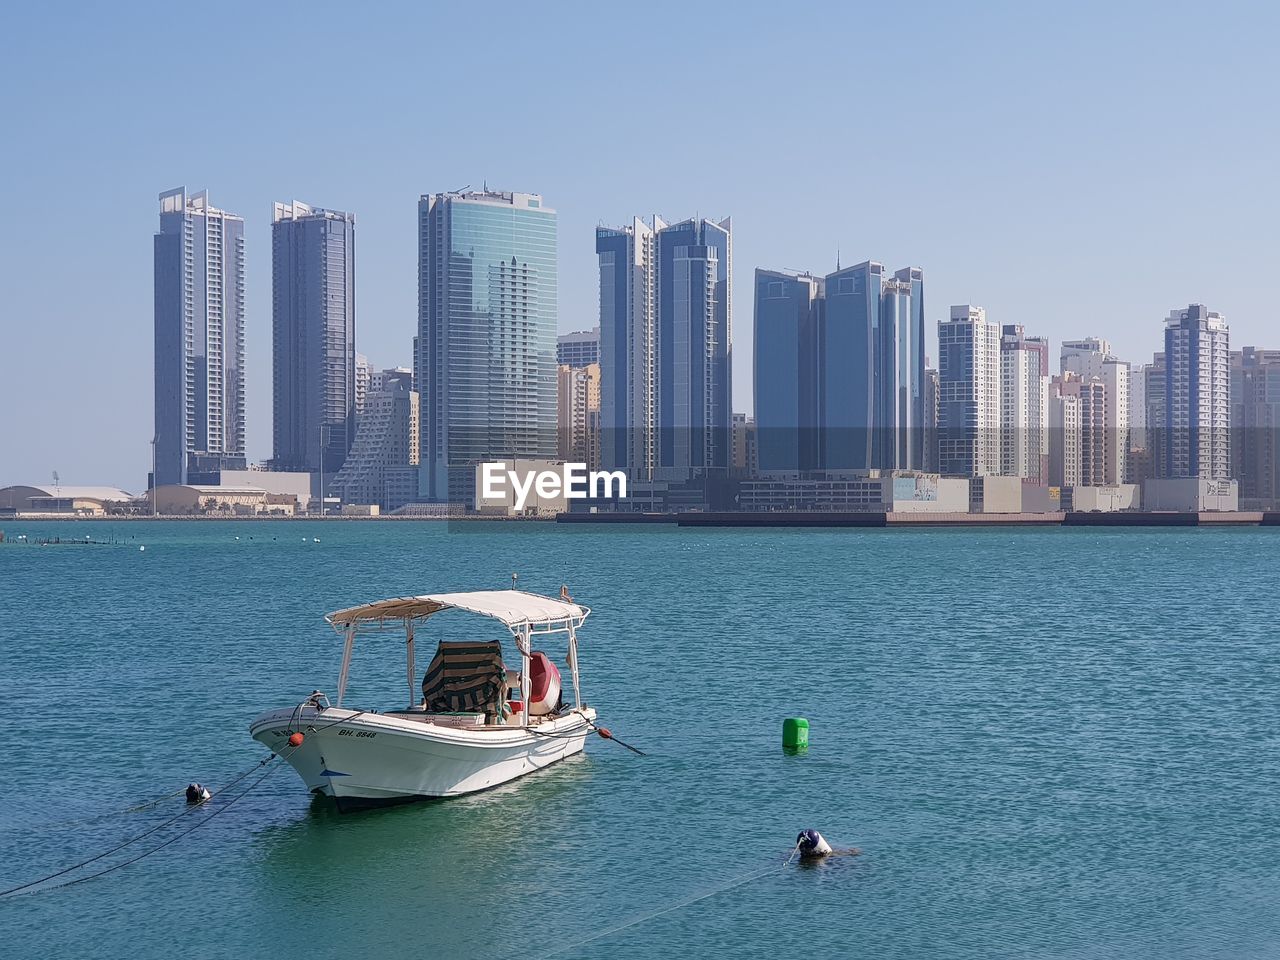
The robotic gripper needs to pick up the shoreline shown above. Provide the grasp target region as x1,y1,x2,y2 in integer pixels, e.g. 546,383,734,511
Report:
2,510,1276,528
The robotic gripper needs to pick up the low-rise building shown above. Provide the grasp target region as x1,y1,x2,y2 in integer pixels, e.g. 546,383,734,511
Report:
1143,478,1238,512
153,485,280,515
0,485,135,516
738,471,968,513
1069,484,1140,512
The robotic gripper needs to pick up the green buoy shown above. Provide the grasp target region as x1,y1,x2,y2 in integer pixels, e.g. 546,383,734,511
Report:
782,717,809,751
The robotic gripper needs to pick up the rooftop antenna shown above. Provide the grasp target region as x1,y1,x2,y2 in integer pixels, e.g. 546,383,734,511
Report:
52,470,60,493
836,248,841,271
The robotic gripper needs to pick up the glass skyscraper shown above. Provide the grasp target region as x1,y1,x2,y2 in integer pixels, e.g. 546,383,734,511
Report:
596,217,656,475
153,187,246,486
596,215,732,480
822,262,925,471
655,217,732,477
752,260,924,475
417,189,557,503
753,269,821,473
271,201,356,479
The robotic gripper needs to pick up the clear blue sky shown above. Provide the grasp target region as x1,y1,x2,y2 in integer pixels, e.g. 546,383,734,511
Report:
2,1,1276,489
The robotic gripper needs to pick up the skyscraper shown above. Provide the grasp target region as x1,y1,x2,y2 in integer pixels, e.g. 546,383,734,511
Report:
596,218,656,475
271,201,356,479
753,269,821,473
596,215,732,480
153,188,246,486
1231,347,1280,507
1163,304,1229,479
938,305,1001,477
753,261,923,474
417,189,557,502
1000,325,1050,484
1048,376,1081,488
1051,372,1106,486
1061,339,1129,484
821,262,925,470
654,217,732,477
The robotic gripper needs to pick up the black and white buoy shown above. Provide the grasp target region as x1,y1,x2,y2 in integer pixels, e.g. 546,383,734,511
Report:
185,782,210,804
796,828,833,859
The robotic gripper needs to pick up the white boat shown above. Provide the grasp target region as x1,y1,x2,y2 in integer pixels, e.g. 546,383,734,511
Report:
249,588,596,811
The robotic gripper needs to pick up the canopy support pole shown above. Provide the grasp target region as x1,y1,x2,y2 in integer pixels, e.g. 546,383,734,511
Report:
336,624,355,708
519,623,532,729
566,620,582,709
405,618,416,709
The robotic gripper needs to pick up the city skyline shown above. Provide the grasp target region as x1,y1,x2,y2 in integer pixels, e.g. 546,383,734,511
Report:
4,3,1279,488
33,179,1279,495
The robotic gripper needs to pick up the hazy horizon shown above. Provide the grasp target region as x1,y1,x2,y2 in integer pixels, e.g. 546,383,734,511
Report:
2,1,1276,490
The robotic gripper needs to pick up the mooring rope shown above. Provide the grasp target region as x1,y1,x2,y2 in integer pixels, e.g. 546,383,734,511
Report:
0,703,368,898
56,759,287,891
2,785,192,834
0,753,280,899
540,847,800,957
527,710,646,756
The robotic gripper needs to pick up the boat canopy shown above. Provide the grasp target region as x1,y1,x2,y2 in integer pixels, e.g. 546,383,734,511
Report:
325,589,588,634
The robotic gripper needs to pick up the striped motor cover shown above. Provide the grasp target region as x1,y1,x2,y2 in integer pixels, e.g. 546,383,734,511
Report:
421,640,506,716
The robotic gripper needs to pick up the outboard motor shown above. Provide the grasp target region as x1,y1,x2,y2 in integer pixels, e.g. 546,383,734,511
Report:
796,828,832,858
186,782,211,804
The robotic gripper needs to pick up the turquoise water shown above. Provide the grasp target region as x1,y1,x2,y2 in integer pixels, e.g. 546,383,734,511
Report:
1,521,1278,959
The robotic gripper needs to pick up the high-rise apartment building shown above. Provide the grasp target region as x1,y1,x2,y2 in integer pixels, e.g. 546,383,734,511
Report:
938,305,1001,477
1061,339,1128,484
1000,325,1049,483
557,362,600,469
154,188,246,486
557,327,600,367
1051,372,1105,486
1230,346,1280,505
271,201,356,479
596,215,732,480
417,189,557,502
1163,304,1229,479
1048,377,1081,488
329,369,419,511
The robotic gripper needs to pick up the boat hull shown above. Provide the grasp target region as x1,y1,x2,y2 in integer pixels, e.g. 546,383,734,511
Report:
249,705,595,808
